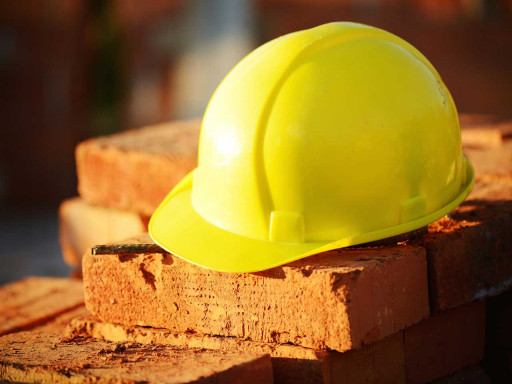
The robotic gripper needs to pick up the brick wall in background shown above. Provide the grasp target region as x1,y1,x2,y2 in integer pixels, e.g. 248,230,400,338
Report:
256,0,512,116
0,1,90,205
1,0,512,206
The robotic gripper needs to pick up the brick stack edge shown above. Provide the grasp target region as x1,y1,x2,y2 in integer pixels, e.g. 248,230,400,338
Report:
0,278,273,384
39,115,510,383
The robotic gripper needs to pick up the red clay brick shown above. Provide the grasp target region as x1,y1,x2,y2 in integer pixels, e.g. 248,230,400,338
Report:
417,182,512,311
0,278,272,384
83,234,429,352
460,115,512,182
0,277,84,335
404,302,486,384
0,332,273,384
59,197,148,266
321,332,405,384
76,119,199,216
34,305,90,335
460,114,512,149
71,303,488,384
68,316,406,384
464,141,512,182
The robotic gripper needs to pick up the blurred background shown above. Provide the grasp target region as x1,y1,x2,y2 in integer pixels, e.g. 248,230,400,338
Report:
0,0,511,284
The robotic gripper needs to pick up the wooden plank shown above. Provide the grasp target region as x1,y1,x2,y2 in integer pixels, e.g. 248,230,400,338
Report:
0,277,84,335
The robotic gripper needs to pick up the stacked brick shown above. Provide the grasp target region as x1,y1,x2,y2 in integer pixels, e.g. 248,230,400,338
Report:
60,119,200,265
0,278,273,383
1,115,511,383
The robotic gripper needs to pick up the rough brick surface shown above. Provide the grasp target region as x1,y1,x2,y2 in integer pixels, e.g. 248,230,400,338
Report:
0,332,273,384
68,316,405,384
70,303,488,384
35,305,91,335
404,302,486,384
464,141,512,182
0,278,272,384
59,197,148,266
76,119,199,216
83,234,429,352
417,182,512,311
0,277,84,335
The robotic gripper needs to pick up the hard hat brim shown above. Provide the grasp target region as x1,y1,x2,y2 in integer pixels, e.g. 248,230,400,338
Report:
149,158,474,273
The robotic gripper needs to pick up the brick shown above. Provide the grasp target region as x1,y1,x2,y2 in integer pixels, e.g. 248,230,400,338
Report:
326,332,405,384
418,182,512,311
404,302,486,384
470,179,512,201
429,365,491,384
59,197,148,266
82,177,511,342
83,234,429,352
70,304,487,384
76,119,199,216
460,114,512,149
0,277,84,335
68,316,405,384
462,128,504,149
0,332,273,384
460,115,512,182
464,141,512,182
34,305,91,335
0,278,272,384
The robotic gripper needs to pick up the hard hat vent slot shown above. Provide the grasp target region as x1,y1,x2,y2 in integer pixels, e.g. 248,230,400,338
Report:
269,211,305,243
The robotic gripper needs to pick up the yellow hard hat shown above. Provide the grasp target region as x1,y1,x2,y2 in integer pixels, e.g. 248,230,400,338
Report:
149,22,474,273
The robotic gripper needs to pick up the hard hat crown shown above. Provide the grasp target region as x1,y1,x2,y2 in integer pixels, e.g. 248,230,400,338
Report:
150,22,474,272
192,22,469,243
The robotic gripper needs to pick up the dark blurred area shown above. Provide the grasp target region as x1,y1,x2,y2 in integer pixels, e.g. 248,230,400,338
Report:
0,0,511,282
